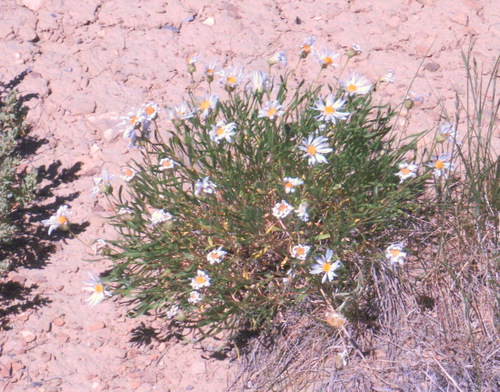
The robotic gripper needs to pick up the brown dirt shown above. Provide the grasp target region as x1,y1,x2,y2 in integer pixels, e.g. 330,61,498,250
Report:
0,0,498,391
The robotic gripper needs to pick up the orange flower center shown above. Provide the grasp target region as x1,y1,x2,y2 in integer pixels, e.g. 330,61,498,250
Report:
195,276,206,285
296,247,305,256
400,167,411,175
324,106,335,115
285,182,294,190
435,160,445,170
123,168,134,177
95,283,104,293
323,57,333,65
267,107,277,117
145,106,155,115
390,249,400,257
227,76,237,85
216,127,225,136
278,203,288,212
206,68,214,76
162,160,172,168
302,44,311,53
200,100,211,111
322,263,331,272
57,215,68,225
129,115,138,125
307,145,317,156
346,84,358,92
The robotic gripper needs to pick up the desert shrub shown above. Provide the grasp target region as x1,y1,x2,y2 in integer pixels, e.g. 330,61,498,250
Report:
104,48,430,339
0,84,37,254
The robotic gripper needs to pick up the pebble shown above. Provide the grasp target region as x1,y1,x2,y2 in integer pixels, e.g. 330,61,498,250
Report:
11,362,25,371
20,328,36,343
52,317,65,327
56,333,70,343
89,321,106,331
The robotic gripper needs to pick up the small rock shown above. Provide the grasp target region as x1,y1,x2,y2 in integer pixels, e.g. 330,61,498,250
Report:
89,321,106,331
21,0,43,12
20,329,36,343
52,318,65,327
424,62,440,72
11,362,25,371
17,312,30,322
56,333,70,343
128,380,142,390
39,351,52,363
55,284,65,292
202,17,215,26
0,362,12,378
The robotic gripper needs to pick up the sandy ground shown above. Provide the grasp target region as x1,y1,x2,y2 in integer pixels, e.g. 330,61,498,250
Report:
0,0,499,391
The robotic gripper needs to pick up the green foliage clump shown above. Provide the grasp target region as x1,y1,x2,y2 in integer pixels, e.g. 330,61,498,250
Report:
106,66,426,338
0,86,37,248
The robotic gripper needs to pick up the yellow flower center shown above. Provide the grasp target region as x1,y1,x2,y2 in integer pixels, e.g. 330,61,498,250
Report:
200,100,211,111
296,247,305,256
307,145,317,156
145,106,155,115
267,107,277,117
57,215,68,225
390,249,400,257
216,127,225,136
162,160,172,168
322,263,331,272
95,283,104,293
346,84,358,93
227,76,237,85
435,160,445,170
400,167,411,175
195,275,206,285
129,115,138,125
323,56,333,65
324,106,336,115
302,44,311,54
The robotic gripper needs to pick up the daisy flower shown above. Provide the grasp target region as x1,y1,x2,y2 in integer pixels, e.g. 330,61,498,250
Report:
119,108,144,139
198,94,218,119
195,176,217,196
283,177,304,193
298,36,316,58
90,169,114,196
299,134,333,165
150,209,173,226
207,246,227,265
92,239,109,256
312,94,349,124
166,305,179,319
158,157,178,171
249,70,272,94
167,102,195,122
295,202,309,222
310,249,342,283
82,272,112,307
396,162,418,183
120,167,137,182
209,121,237,144
385,243,407,267
314,48,340,68
41,205,72,235
219,67,244,92
204,60,218,83
436,122,458,144
379,69,395,83
291,244,311,260
191,270,211,290
140,101,159,121
188,291,202,304
346,43,362,58
258,100,285,120
268,50,287,67
117,207,133,215
272,200,294,219
428,154,454,178
342,73,372,96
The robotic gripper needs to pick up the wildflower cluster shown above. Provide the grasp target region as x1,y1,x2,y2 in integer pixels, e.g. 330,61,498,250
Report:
105,42,427,337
